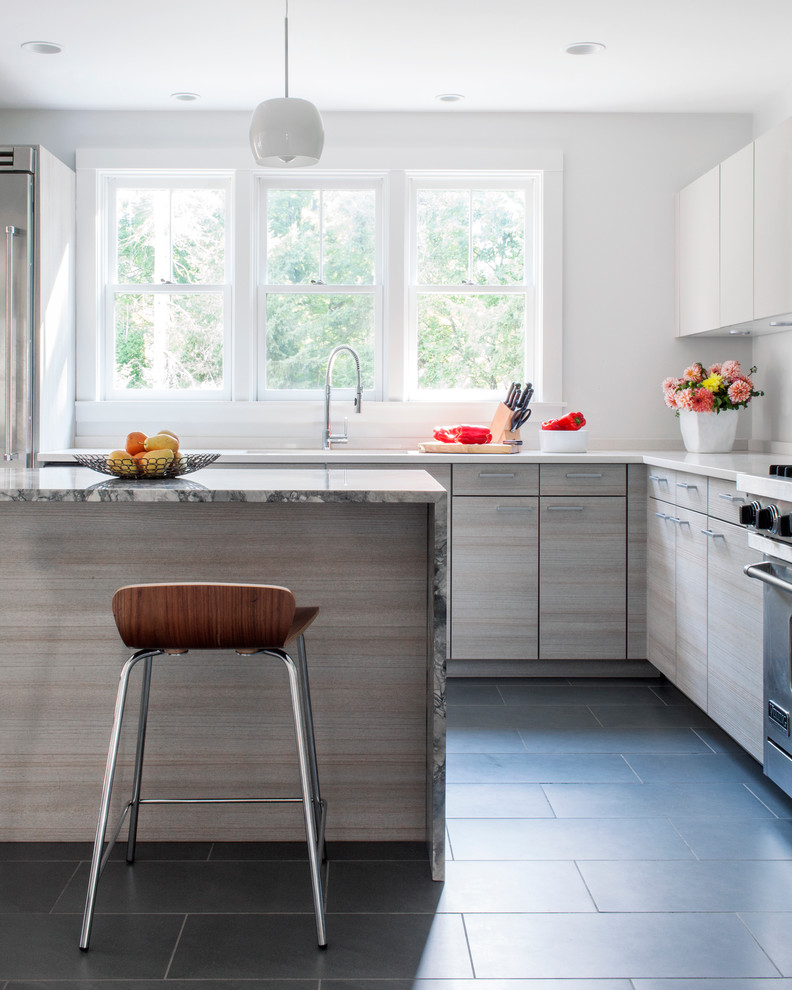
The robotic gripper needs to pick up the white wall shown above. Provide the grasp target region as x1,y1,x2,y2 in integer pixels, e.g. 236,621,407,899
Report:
0,108,756,449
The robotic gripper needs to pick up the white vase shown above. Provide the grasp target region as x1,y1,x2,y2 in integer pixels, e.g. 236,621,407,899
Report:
678,409,739,453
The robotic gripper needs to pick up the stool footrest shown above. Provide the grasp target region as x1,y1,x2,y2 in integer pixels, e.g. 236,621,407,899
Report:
138,796,304,805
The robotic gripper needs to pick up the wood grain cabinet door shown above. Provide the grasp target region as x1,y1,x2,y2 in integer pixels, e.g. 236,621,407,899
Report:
538,496,627,660
647,500,677,681
705,519,764,761
674,506,709,709
450,496,539,660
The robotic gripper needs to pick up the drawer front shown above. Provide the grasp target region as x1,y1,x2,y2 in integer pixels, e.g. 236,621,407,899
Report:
674,471,707,511
708,476,748,524
647,466,676,502
540,463,626,496
452,463,539,495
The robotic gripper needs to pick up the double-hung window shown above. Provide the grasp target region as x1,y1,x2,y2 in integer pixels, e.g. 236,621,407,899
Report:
408,174,539,399
104,173,233,398
258,176,382,397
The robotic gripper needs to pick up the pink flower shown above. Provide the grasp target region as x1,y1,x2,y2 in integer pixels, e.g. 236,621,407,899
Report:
708,363,723,376
664,390,678,409
728,379,752,404
690,388,714,412
661,376,677,391
720,360,742,380
684,364,705,383
676,390,695,410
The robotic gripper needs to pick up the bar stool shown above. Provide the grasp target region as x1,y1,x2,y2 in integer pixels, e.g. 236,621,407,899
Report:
79,582,327,951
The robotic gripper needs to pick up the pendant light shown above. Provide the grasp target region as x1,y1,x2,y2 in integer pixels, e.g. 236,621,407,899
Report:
249,0,324,167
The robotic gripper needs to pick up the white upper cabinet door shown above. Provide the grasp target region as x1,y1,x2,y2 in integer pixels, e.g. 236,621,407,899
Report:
677,165,720,336
719,143,754,328
754,116,792,320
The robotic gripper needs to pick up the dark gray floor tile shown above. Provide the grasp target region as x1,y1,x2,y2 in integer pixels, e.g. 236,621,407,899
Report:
693,723,756,754
744,777,792,818
647,680,696,704
446,816,696,860
625,750,765,783
446,752,639,783
464,912,780,979
444,681,504,705
446,726,527,752
498,684,669,707
111,841,213,860
634,981,792,989
579,860,792,912
326,860,441,913
589,704,715,728
207,840,426,861
739,913,792,977
168,913,473,980
0,843,89,861
0,862,79,912
516,726,713,754
7,983,318,990
54,859,319,914
543,782,780,818
406,981,634,990
445,783,554,818
672,818,792,859
207,840,311,860
327,858,594,913
448,704,601,730
0,913,183,980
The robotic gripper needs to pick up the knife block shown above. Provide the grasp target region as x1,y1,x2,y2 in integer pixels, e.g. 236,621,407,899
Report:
489,402,521,444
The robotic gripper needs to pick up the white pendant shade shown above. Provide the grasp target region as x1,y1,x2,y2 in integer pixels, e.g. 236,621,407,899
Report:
250,96,324,167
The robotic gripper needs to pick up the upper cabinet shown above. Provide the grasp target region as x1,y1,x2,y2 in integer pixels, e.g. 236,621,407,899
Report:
676,146,753,337
676,117,792,336
754,116,792,321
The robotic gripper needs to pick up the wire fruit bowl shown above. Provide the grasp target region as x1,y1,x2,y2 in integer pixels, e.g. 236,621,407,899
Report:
74,452,220,479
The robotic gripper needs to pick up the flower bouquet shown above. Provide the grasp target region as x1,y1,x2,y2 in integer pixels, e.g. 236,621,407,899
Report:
662,360,762,413
662,361,762,452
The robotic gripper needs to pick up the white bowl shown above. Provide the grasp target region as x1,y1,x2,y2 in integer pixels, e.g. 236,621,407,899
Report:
539,429,588,453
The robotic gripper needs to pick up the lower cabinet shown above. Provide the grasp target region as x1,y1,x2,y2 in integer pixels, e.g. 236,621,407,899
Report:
647,482,763,760
539,496,627,660
451,495,539,659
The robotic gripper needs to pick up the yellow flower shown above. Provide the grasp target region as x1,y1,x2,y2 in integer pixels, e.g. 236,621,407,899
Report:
700,373,723,392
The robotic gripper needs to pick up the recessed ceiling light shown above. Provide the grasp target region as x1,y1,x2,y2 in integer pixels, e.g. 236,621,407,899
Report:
21,41,63,55
171,92,200,102
565,42,606,55
437,93,465,103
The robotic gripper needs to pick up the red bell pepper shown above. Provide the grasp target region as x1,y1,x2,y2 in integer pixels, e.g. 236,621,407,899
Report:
541,412,586,432
432,424,493,445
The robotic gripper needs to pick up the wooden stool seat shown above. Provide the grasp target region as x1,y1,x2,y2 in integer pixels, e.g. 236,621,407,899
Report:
79,583,327,952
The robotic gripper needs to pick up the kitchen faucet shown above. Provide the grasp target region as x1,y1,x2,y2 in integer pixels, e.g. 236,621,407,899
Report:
323,345,363,449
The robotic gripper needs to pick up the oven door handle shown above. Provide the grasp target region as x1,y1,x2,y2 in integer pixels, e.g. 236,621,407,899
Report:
744,561,792,595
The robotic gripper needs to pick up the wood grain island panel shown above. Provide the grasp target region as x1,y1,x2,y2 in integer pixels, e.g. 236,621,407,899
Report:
0,466,447,879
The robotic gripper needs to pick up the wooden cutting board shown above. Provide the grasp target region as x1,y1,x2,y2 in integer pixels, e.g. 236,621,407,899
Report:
417,442,517,454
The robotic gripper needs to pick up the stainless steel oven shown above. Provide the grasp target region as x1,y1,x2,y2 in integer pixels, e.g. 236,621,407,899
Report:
739,466,792,798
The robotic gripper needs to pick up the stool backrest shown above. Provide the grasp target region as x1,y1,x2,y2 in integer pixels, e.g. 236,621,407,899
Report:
112,583,297,650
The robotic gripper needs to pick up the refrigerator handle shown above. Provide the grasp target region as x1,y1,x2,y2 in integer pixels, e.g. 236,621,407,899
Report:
4,225,17,462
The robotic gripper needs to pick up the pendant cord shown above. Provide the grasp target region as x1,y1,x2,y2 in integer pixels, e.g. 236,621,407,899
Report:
284,0,289,98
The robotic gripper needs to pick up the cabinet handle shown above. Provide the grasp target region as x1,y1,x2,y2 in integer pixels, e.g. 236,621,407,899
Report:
564,472,602,478
701,529,726,540
719,493,746,504
547,505,584,511
495,505,534,512
677,518,690,526
479,472,516,478
676,482,698,491
648,474,669,484
655,511,669,519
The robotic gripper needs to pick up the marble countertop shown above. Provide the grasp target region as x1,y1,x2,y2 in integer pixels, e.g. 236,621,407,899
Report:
0,465,447,502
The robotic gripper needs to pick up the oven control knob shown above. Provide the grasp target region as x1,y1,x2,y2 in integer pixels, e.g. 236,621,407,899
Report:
757,506,778,530
739,502,761,526
776,514,792,538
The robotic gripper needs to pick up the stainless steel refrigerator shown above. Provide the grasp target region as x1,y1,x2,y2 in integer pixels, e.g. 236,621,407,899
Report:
0,145,75,467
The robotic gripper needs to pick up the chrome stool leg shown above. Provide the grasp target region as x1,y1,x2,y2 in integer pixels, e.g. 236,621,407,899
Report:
80,649,158,951
270,647,328,948
295,634,327,860
126,653,154,863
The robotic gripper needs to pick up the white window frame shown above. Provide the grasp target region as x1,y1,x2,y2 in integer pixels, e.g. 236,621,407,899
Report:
100,170,234,401
406,172,540,401
255,172,385,401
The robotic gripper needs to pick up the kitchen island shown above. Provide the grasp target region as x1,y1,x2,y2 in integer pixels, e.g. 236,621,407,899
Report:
0,466,447,879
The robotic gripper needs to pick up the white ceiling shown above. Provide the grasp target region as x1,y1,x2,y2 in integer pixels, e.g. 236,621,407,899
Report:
3,0,792,116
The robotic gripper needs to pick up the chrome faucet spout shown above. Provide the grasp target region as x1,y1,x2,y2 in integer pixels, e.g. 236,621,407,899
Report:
323,345,362,450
